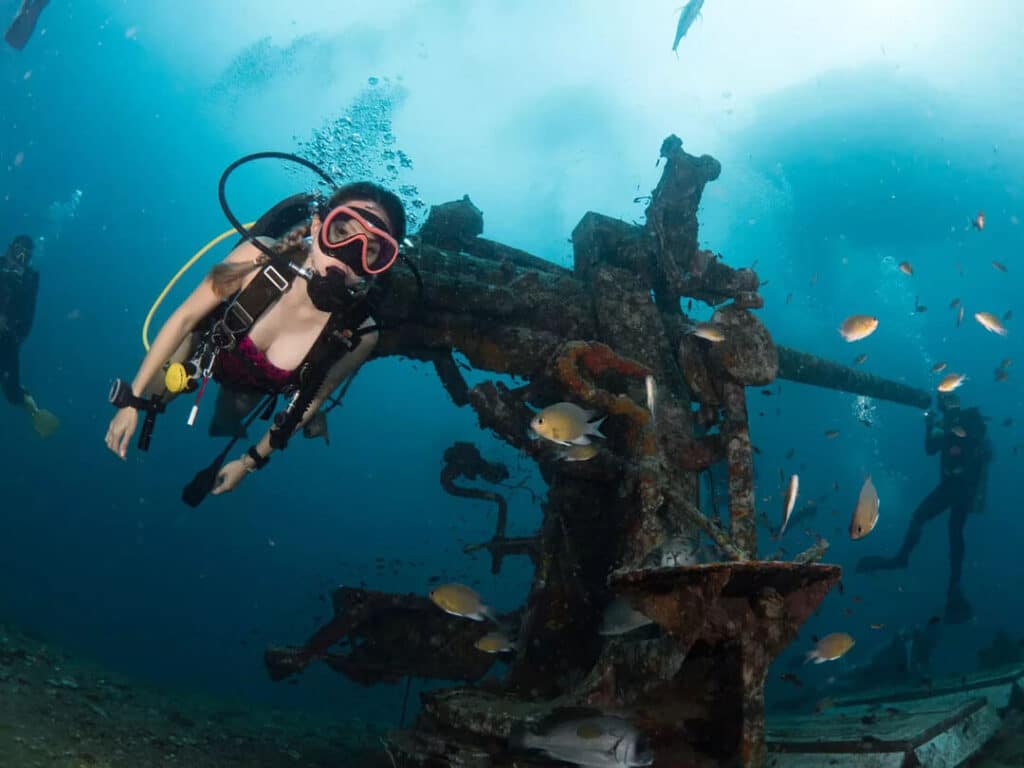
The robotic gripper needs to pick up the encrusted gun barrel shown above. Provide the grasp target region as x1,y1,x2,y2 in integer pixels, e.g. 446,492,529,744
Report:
777,345,932,409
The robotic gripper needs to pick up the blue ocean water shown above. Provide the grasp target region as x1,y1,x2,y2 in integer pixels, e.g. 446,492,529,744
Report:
0,0,1021,732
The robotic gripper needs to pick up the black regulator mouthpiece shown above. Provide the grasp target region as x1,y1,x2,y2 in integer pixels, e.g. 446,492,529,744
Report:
306,269,358,314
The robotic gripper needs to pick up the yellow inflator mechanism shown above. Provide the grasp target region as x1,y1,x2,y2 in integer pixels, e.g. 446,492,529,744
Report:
164,362,200,394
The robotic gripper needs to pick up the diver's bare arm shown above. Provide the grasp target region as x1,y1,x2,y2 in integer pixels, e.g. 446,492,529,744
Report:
245,329,379,463
127,242,264,398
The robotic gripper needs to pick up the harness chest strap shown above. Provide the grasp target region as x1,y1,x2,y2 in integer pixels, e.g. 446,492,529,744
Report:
268,307,377,450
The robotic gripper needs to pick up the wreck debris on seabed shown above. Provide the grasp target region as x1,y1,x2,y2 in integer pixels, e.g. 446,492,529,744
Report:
265,135,937,767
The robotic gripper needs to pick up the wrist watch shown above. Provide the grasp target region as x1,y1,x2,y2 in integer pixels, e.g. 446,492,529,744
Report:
245,445,270,471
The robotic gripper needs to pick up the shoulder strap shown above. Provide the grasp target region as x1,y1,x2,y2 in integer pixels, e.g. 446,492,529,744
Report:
217,193,317,344
220,258,298,340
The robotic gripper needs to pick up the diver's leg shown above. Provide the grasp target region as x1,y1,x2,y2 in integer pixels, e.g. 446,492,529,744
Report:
944,493,973,623
857,484,947,572
893,484,949,562
948,495,969,589
0,339,59,437
0,338,27,406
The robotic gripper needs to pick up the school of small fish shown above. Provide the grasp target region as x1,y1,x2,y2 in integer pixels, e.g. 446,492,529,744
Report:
519,178,1009,720
776,204,1012,679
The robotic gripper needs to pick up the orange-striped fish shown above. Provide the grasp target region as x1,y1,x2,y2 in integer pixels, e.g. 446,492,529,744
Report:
849,476,879,540
975,312,1008,336
806,632,855,664
898,261,913,276
937,373,967,392
839,315,879,342
689,323,726,343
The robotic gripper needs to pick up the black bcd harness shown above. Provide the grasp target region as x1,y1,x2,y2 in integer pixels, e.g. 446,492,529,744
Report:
177,193,389,507
205,192,384,450
110,152,423,507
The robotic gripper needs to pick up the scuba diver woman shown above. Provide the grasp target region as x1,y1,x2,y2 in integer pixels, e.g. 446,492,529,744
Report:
104,173,406,501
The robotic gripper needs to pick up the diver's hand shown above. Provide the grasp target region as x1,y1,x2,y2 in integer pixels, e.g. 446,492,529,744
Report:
211,459,248,496
105,407,138,460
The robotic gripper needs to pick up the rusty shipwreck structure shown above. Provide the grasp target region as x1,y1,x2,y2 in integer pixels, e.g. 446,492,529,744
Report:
265,135,931,767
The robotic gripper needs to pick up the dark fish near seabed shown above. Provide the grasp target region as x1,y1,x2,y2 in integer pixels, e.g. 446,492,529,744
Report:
429,583,494,622
672,0,705,52
475,632,516,654
511,711,654,768
599,597,655,636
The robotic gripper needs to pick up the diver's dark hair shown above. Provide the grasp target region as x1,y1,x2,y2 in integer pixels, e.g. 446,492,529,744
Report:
324,182,407,243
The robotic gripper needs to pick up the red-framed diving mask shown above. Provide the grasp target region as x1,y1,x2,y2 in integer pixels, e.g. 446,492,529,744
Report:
318,204,399,276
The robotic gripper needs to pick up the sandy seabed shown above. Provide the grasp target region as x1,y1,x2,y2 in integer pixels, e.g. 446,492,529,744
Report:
0,625,394,768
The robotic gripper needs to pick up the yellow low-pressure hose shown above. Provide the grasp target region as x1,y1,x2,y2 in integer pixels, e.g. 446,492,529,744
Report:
142,223,255,350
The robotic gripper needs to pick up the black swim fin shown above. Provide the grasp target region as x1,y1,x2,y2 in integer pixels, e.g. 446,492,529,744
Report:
181,394,274,507
4,0,49,51
182,448,231,508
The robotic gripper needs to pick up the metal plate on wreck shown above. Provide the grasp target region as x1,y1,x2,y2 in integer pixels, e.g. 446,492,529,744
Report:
707,305,778,385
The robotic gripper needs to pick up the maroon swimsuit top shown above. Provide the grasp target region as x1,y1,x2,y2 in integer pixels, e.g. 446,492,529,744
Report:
214,336,295,392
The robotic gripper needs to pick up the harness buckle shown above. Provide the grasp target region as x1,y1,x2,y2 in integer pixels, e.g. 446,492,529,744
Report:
263,265,289,291
227,302,254,329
